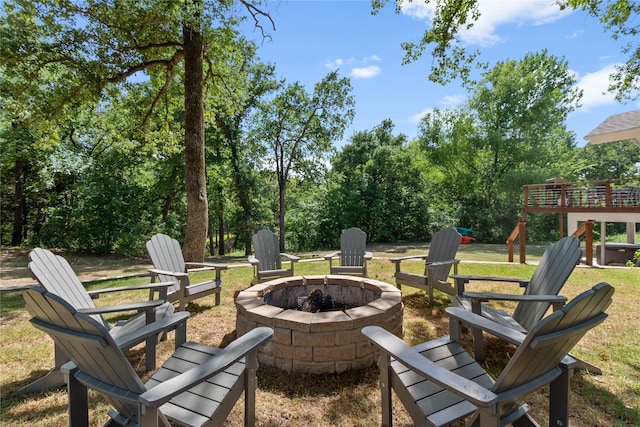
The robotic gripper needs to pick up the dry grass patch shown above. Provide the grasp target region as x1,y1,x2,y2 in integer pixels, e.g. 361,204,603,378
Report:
1,252,638,426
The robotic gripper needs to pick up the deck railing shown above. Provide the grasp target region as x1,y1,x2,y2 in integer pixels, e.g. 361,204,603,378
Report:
523,178,640,212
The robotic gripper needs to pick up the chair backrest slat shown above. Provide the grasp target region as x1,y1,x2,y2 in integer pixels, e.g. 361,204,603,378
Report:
24,287,145,421
493,282,613,408
146,234,186,293
28,248,108,328
513,236,581,330
252,229,282,271
340,227,366,267
426,228,461,281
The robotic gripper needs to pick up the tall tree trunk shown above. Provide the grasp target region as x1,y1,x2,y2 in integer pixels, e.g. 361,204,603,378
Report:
11,157,26,245
228,136,253,256
182,21,208,262
217,184,225,256
278,178,286,252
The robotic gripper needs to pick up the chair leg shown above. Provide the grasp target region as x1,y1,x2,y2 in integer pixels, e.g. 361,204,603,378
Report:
145,308,157,371
15,344,67,395
472,327,486,362
66,369,89,427
571,356,602,375
245,349,258,427
14,368,65,396
175,319,188,349
470,299,486,362
379,354,393,427
139,402,160,427
549,366,571,427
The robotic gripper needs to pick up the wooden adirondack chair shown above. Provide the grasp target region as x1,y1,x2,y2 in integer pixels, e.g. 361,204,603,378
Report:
450,235,582,363
23,287,273,427
362,282,614,427
248,229,300,284
324,227,373,276
146,233,228,310
16,248,189,396
390,227,461,304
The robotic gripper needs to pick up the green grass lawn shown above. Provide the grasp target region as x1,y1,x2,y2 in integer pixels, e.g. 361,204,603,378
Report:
1,245,638,426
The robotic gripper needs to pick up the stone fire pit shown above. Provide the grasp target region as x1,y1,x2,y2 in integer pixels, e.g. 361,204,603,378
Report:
235,275,403,374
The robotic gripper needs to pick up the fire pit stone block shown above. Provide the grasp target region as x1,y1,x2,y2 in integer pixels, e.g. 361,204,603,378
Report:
235,275,404,374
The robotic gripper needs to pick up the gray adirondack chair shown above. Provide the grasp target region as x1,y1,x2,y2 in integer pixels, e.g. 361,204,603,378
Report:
450,235,582,363
248,229,300,284
389,227,461,304
324,227,373,276
23,287,273,427
16,248,189,396
362,282,614,427
146,233,228,310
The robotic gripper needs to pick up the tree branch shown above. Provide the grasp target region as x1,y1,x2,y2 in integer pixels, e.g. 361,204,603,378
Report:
238,0,276,40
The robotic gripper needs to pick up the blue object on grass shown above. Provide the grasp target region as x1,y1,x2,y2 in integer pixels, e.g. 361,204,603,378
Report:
455,227,474,236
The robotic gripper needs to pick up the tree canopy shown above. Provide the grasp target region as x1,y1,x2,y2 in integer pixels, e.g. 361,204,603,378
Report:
1,0,273,260
372,0,640,100
1,1,638,255
252,70,355,250
418,51,581,241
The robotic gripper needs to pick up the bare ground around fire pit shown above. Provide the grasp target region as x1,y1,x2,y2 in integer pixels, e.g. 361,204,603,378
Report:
1,245,638,426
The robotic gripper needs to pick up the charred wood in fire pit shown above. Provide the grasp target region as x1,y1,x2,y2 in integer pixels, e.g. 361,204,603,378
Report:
298,289,350,312
300,289,324,312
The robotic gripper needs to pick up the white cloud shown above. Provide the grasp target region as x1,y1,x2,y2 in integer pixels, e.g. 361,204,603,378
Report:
401,0,571,47
350,65,381,79
575,64,621,110
410,108,434,123
566,30,582,40
327,56,382,78
325,58,344,70
443,94,466,108
410,94,466,123
401,2,435,20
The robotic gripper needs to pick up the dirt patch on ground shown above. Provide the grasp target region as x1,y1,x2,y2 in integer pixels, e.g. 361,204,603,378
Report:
0,246,153,289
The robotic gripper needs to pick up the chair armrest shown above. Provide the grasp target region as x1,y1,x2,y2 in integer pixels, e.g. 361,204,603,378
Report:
364,252,373,260
324,251,340,260
362,326,498,408
450,274,529,285
185,262,227,281
451,274,530,295
185,262,228,271
87,282,173,300
139,327,274,407
248,256,259,266
463,291,567,305
464,292,567,312
389,254,428,264
445,307,527,346
79,300,164,316
281,253,300,262
113,311,190,350
148,268,188,278
425,259,460,267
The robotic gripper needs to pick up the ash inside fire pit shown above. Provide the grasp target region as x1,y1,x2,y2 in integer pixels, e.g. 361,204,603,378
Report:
298,289,350,312
261,277,380,312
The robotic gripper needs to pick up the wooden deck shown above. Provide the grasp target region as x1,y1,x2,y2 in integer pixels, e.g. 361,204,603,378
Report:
523,178,640,215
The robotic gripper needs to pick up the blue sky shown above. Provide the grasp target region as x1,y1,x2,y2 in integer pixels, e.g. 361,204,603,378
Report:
239,0,640,149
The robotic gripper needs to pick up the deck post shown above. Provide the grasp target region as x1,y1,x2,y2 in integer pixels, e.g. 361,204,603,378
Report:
600,221,607,265
585,220,593,266
519,221,526,264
